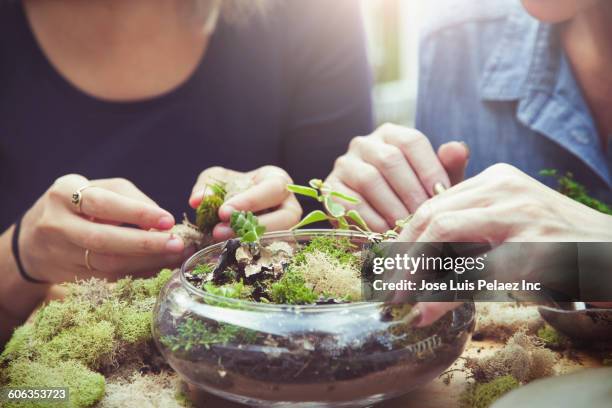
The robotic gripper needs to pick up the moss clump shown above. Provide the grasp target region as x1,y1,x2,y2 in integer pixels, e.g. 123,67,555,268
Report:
4,360,105,408
0,324,35,363
537,324,568,349
460,375,519,408
196,183,226,233
1,269,177,408
39,321,115,369
292,236,359,267
269,268,318,305
203,281,252,300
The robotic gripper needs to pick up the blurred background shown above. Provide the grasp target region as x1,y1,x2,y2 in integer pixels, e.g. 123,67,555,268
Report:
361,0,424,127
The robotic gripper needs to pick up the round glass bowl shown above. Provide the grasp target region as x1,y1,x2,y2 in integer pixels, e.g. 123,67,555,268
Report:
152,230,475,408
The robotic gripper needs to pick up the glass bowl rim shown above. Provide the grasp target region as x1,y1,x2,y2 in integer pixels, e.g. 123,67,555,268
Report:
179,228,390,312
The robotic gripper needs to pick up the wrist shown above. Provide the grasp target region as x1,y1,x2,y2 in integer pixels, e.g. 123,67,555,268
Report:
0,224,50,325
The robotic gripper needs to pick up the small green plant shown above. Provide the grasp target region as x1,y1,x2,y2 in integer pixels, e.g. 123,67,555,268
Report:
196,183,227,233
459,375,520,408
540,169,612,215
537,324,568,349
288,179,409,240
161,317,255,352
192,263,214,276
230,210,266,243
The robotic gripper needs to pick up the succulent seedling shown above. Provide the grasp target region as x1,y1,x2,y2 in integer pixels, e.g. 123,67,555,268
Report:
230,211,266,243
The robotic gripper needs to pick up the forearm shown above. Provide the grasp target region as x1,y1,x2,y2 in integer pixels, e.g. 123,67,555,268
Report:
0,225,50,345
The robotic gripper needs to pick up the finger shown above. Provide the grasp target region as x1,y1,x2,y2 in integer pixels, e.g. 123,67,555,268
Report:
219,171,291,221
325,180,390,233
355,137,429,213
78,187,175,230
256,195,302,231
378,124,451,196
66,218,185,255
404,207,507,243
212,222,234,242
438,141,470,186
190,167,241,208
414,302,463,327
333,155,409,227
93,178,159,207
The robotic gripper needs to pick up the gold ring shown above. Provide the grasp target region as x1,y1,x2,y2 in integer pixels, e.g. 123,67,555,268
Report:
71,185,93,214
84,249,94,271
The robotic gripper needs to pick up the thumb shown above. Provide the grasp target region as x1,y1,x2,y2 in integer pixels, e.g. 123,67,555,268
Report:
437,141,469,186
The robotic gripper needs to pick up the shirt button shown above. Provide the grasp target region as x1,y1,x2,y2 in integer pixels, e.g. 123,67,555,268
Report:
570,128,591,144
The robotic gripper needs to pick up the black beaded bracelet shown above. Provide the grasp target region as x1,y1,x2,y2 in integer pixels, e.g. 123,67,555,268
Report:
12,215,48,284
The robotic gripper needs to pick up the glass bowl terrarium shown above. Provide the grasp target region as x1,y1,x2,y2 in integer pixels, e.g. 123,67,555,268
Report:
152,229,475,408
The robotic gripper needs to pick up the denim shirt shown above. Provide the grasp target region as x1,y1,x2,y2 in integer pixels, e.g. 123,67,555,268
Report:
416,0,612,202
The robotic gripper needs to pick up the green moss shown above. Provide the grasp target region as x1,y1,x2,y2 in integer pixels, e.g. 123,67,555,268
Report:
39,321,115,369
34,299,85,341
161,317,255,352
5,360,105,408
0,324,35,363
196,183,226,233
292,236,358,268
112,269,173,302
203,281,252,300
269,269,317,305
1,270,175,407
460,375,520,408
537,324,567,348
116,307,153,344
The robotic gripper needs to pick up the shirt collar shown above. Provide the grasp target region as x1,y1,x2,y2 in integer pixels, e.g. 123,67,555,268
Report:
479,5,611,187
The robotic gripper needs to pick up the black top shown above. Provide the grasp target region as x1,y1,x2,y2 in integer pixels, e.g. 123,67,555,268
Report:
0,0,373,230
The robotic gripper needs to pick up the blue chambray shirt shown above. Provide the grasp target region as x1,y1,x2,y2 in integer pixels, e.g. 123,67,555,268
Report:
416,0,612,202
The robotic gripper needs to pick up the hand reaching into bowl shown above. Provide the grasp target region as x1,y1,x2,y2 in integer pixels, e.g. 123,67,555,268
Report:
189,165,302,242
0,174,187,339
401,164,612,326
325,123,470,232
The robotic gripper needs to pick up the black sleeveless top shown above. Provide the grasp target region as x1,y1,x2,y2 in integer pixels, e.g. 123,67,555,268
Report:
0,0,373,230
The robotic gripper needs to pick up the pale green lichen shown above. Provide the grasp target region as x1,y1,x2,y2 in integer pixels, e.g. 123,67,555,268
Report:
0,269,178,408
4,360,105,408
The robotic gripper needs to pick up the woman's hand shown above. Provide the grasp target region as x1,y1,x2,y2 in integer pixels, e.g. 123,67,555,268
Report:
189,166,302,241
400,163,612,326
400,163,612,243
19,174,187,284
325,123,470,232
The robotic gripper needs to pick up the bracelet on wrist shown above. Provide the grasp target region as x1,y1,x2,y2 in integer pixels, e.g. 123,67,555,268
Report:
11,215,49,284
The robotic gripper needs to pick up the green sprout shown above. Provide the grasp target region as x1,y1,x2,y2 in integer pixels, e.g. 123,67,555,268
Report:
287,179,409,240
540,169,612,215
230,211,266,243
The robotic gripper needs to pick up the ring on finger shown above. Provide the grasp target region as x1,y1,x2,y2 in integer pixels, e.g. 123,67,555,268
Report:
71,185,94,214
